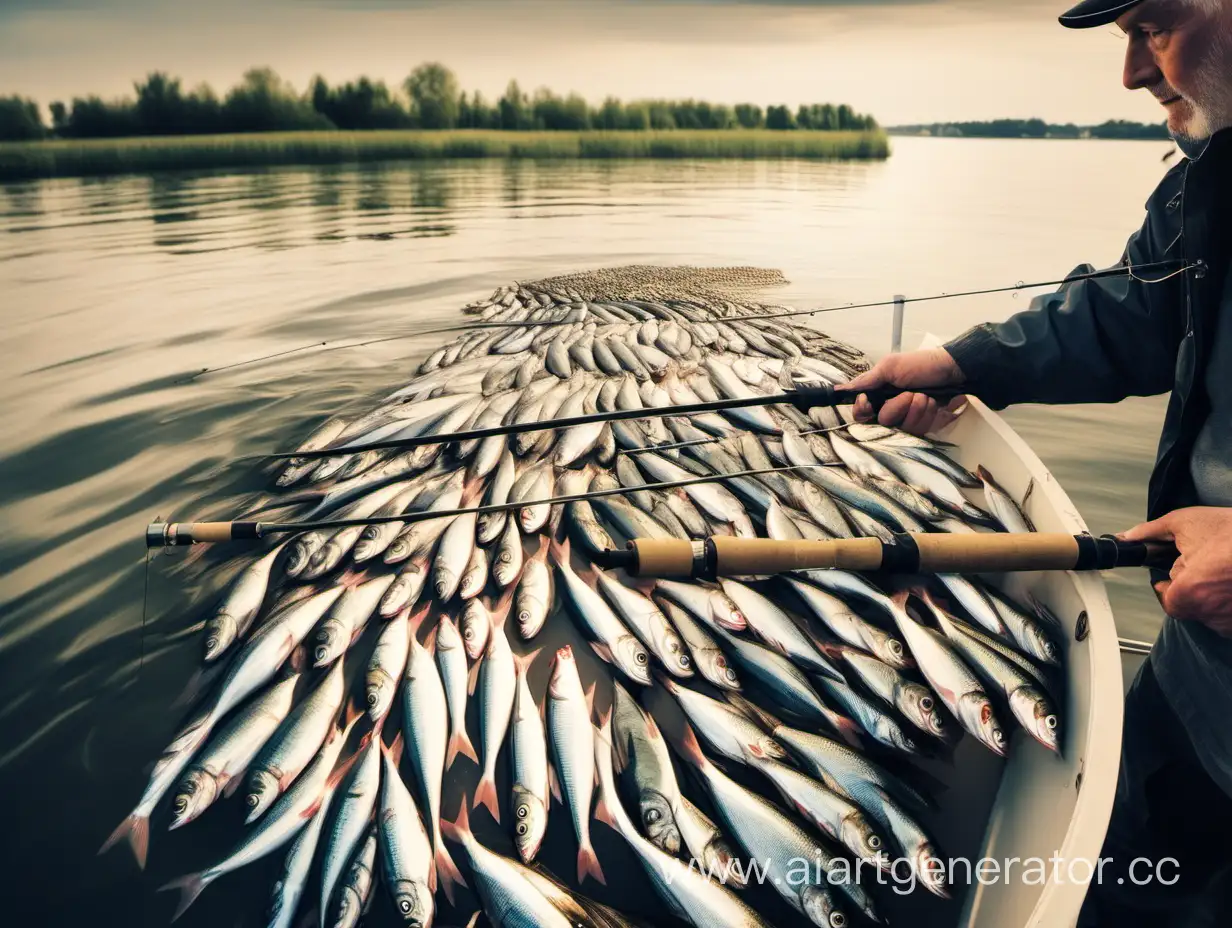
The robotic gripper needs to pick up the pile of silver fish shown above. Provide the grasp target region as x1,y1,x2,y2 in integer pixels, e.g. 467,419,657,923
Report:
102,269,1066,928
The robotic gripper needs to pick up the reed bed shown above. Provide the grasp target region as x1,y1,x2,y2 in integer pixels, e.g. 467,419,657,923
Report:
0,129,889,180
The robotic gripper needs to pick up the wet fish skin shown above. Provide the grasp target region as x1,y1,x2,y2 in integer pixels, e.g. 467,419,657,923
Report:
610,683,683,855
169,673,299,830
332,826,377,928
546,646,605,885
510,651,549,863
657,599,741,691
514,542,554,640
245,660,347,823
203,543,284,662
435,612,478,768
366,607,411,723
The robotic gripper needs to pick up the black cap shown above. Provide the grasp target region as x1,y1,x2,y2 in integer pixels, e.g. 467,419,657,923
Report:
1059,0,1142,28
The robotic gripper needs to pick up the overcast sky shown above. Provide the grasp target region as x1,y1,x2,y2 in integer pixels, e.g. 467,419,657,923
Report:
0,0,1168,126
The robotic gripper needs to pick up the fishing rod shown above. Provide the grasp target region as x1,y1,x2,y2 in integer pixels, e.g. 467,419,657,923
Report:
183,259,1202,383
144,462,842,547
267,384,963,460
599,534,1181,579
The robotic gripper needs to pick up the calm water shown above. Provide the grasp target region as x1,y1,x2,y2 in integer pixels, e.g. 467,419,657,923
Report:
0,137,1176,924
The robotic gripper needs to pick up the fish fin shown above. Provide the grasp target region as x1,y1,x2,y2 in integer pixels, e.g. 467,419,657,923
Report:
435,841,467,905
511,648,540,678
288,643,309,675
342,698,364,732
183,619,207,635
548,763,562,803
99,813,150,870
593,797,616,830
1027,593,1064,630
388,729,406,760
547,533,571,565
325,742,365,791
158,872,213,922
441,797,472,842
583,681,597,719
467,657,482,697
492,586,518,627
589,641,614,665
473,775,500,823
446,729,478,769
577,843,606,886
723,692,780,733
408,601,433,635
673,721,707,770
465,912,481,928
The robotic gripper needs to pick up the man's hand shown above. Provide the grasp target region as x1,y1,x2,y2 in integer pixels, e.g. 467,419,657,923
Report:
1121,507,1232,637
838,347,968,436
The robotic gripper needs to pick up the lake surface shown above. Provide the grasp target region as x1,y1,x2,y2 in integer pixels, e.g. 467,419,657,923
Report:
0,137,1177,925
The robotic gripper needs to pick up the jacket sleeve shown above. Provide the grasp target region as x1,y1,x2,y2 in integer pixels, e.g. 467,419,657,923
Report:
942,203,1186,411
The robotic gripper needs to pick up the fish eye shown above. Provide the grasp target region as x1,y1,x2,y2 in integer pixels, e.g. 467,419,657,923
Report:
516,822,529,836
725,668,738,683
868,835,882,850
516,804,529,819
366,690,380,707
463,627,474,639
679,654,691,667
1046,715,1058,730
399,900,412,914
245,793,259,808
646,809,661,823
635,650,648,665
173,797,187,814
831,914,847,928
315,648,329,662
919,696,933,712
993,729,1005,744
518,609,531,622
205,636,218,651
888,641,903,656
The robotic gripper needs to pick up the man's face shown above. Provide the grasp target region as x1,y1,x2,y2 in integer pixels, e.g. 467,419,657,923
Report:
1117,0,1232,142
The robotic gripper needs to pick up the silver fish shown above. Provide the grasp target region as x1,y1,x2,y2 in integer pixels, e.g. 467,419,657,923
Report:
553,538,651,685
433,510,478,602
595,571,692,678
719,579,844,682
267,788,332,928
493,516,524,589
888,592,1007,756
332,826,377,928
673,723,860,928
402,614,466,904
203,543,284,662
658,599,741,691
784,577,910,670
170,673,299,830
366,606,411,722
593,719,771,928
546,645,605,885
378,736,439,925
510,650,549,863
514,541,554,640
610,683,683,855
658,676,783,764
840,648,950,741
435,612,478,769
320,725,382,928
379,555,430,618
313,575,396,668
246,660,348,822
160,712,363,920
474,597,520,824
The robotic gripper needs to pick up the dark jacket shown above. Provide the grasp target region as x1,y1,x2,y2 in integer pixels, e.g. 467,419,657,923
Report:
944,128,1232,540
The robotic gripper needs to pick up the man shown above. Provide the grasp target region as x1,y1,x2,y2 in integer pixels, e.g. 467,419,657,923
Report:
841,0,1232,924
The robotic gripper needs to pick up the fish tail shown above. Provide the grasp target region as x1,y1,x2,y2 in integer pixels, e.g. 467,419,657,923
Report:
446,729,478,769
158,872,212,922
577,841,606,886
473,774,501,823
99,813,150,870
435,841,467,905
511,648,539,678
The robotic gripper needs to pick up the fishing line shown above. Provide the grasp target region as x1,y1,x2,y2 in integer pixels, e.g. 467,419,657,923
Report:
177,259,1200,384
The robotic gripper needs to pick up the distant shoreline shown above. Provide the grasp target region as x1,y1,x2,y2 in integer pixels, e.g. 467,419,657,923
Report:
888,119,1169,141
0,129,890,181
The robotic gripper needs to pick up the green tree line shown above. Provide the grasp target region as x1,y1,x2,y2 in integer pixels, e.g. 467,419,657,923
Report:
889,118,1169,140
0,63,879,141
